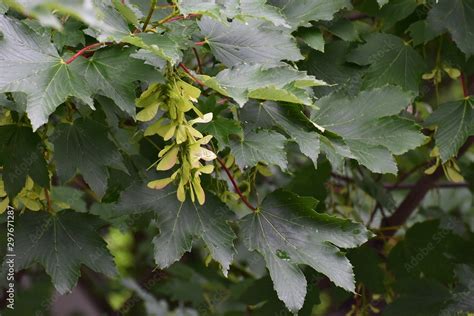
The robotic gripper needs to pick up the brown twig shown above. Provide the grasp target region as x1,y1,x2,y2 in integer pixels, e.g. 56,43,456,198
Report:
65,42,110,64
381,136,474,237
192,47,203,74
215,156,257,211
461,73,469,97
330,172,469,190
178,62,205,86
160,13,201,24
44,188,52,212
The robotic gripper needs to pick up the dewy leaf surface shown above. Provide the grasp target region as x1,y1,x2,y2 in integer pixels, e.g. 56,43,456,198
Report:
198,17,302,67
0,15,92,130
15,211,117,294
240,190,371,312
116,184,236,276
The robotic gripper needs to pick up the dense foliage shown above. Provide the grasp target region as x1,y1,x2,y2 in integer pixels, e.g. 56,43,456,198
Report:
0,0,474,315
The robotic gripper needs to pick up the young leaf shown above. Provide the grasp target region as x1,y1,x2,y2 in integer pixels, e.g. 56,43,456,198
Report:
0,15,92,130
122,33,183,64
240,189,371,312
14,210,117,294
200,64,325,106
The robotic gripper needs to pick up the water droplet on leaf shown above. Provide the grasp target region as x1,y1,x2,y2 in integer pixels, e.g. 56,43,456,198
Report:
276,249,291,261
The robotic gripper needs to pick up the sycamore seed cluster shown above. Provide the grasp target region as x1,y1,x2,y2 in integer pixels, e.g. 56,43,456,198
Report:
136,74,216,205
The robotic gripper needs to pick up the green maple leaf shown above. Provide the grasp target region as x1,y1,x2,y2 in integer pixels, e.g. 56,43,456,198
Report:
303,41,364,97
425,98,474,162
73,47,159,117
0,15,92,130
347,33,427,92
197,117,243,151
0,125,49,198
240,101,320,166
117,184,236,276
198,17,302,67
428,0,474,55
52,118,126,198
230,129,288,170
6,0,131,42
122,33,183,64
200,64,326,106
268,0,352,29
14,210,117,294
240,189,371,312
312,86,427,174
177,0,289,27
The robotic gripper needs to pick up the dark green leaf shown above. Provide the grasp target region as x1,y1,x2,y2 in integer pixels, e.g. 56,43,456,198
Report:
52,118,125,198
268,0,352,30
15,210,117,294
240,101,320,166
0,125,49,198
240,189,371,312
347,33,427,92
427,0,474,55
230,129,287,170
198,17,303,67
312,86,426,174
0,15,92,130
117,184,236,276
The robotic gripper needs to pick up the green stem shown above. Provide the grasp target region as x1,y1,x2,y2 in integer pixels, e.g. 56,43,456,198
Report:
142,0,157,32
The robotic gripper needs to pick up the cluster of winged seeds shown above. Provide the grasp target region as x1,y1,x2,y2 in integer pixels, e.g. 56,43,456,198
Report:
136,73,216,205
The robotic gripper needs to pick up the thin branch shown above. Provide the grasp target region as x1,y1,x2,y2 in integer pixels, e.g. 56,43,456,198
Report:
192,47,203,74
385,182,470,190
215,156,257,211
461,73,470,97
330,172,469,190
142,0,157,31
44,188,52,212
381,136,474,237
65,42,109,64
178,62,205,86
160,13,201,24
